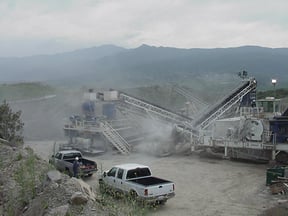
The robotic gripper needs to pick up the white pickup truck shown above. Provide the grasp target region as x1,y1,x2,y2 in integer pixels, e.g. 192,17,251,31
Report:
99,163,175,204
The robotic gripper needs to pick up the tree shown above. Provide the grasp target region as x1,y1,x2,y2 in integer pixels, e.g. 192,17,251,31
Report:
0,100,24,144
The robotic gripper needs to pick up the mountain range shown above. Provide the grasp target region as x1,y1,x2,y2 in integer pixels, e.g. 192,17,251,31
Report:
1,44,288,90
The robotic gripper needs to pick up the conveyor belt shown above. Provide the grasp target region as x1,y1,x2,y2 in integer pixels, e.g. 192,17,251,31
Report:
192,78,257,130
118,92,193,125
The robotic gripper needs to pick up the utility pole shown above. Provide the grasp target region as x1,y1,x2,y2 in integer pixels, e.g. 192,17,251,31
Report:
272,79,277,114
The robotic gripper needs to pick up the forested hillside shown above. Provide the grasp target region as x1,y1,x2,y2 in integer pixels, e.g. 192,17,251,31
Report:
1,45,288,90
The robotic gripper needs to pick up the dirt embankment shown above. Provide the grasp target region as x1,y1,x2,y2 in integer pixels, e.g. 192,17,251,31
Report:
0,142,118,216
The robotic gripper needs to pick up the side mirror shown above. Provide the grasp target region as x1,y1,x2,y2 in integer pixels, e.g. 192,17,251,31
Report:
103,172,107,177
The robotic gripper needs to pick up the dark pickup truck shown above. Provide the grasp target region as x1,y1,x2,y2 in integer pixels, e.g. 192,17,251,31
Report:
49,150,97,177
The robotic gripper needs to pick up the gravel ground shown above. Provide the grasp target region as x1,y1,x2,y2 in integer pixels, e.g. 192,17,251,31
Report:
25,140,285,216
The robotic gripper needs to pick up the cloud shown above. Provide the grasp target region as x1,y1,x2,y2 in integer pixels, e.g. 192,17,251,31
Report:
0,0,288,56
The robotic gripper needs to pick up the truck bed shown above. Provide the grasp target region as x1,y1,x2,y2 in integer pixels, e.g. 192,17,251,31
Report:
128,176,171,186
64,158,95,166
65,158,96,170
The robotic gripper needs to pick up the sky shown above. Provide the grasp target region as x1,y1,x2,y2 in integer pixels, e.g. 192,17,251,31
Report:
0,0,288,57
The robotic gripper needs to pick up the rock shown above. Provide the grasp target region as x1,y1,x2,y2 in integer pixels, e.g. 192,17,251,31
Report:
47,204,69,216
22,197,46,216
47,170,62,183
67,178,96,201
50,182,59,189
277,199,288,204
71,192,88,205
78,179,96,201
0,142,108,216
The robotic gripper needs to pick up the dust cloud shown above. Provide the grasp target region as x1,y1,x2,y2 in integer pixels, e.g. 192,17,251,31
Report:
9,90,83,141
133,119,176,156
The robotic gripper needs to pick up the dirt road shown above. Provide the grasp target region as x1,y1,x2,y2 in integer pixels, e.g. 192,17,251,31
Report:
26,141,278,216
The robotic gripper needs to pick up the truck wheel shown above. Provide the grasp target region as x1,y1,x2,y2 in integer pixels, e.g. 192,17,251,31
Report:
129,190,138,200
276,151,288,164
99,180,105,193
114,190,122,199
157,200,167,205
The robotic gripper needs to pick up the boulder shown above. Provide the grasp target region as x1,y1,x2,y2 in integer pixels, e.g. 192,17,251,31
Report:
71,192,88,205
66,178,96,201
47,170,62,183
78,178,96,201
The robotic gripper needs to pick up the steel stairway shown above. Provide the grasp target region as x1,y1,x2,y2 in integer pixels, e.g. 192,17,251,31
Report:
100,120,131,154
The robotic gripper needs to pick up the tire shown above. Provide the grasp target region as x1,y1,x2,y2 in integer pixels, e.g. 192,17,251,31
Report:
157,200,167,205
114,190,122,199
129,190,138,200
276,151,288,164
99,180,105,193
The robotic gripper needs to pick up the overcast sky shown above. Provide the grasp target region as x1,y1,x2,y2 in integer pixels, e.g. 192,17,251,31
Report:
0,0,288,57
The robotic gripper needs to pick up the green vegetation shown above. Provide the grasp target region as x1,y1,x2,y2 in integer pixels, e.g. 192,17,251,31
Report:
257,88,288,99
4,147,50,216
14,148,39,207
0,82,55,101
98,185,151,216
0,100,24,144
124,84,288,110
122,82,236,113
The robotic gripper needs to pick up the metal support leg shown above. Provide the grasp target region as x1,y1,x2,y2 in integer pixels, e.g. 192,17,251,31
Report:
272,133,277,160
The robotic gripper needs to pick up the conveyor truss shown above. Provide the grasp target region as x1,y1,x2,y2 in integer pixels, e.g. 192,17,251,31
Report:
192,77,257,130
117,77,257,140
172,85,209,116
117,92,197,138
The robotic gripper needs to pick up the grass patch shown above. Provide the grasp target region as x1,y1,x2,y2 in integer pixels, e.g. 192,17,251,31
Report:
0,82,55,101
13,148,46,209
98,182,161,216
15,152,23,161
